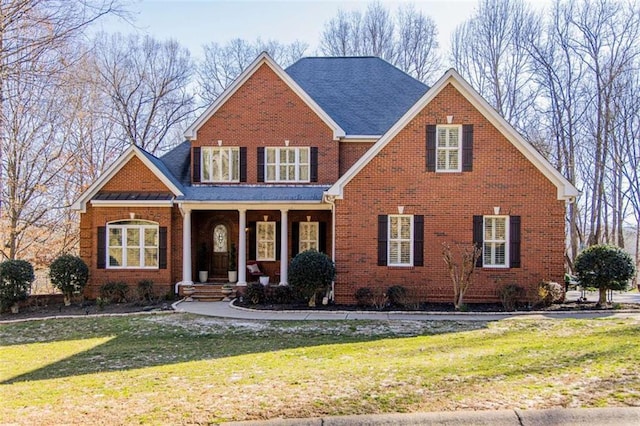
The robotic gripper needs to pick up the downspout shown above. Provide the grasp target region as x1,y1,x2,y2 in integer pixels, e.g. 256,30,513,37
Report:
324,195,337,302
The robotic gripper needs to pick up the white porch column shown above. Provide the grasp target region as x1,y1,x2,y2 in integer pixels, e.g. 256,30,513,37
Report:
279,209,288,285
238,208,247,286
181,207,193,284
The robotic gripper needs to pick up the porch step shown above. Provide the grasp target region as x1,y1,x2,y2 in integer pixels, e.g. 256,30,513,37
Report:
187,284,235,302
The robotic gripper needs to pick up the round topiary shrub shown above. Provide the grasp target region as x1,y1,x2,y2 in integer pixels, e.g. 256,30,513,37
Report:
575,244,636,306
288,250,336,306
49,255,89,306
0,259,35,312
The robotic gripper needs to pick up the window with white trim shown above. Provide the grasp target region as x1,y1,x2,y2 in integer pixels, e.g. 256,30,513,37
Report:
299,222,319,252
436,125,461,172
265,147,309,182
388,215,413,266
202,147,239,182
107,220,159,268
483,216,509,267
257,221,276,261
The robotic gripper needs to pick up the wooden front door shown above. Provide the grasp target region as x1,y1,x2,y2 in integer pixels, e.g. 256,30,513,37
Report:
212,224,229,278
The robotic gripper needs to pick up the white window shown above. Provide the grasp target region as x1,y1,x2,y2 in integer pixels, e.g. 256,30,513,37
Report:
107,220,159,269
202,147,239,182
265,147,309,182
483,216,509,267
436,125,461,172
257,221,276,261
299,222,319,252
388,215,413,266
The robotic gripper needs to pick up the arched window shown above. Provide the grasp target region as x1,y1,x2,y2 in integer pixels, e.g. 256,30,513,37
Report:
106,220,159,268
213,224,228,253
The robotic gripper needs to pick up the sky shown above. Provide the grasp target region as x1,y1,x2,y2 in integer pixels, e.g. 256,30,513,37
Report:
98,0,482,61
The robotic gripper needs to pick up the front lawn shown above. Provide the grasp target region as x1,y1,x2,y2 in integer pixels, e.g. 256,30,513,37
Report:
1,314,639,424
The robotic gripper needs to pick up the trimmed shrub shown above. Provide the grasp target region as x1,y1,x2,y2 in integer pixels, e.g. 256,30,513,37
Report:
49,255,89,304
270,285,294,304
575,244,636,306
355,287,374,307
536,281,564,308
498,283,525,311
245,282,265,305
0,260,35,312
100,281,129,303
137,279,155,304
386,285,408,308
288,250,336,306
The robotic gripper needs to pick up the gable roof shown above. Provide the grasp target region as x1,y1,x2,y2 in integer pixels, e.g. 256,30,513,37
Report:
286,57,429,136
326,68,580,201
184,52,345,141
72,144,184,212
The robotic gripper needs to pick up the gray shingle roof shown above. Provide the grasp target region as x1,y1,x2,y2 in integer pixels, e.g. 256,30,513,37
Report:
181,185,329,202
286,57,428,136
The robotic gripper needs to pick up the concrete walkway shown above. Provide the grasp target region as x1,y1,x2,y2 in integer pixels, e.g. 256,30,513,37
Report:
173,290,640,321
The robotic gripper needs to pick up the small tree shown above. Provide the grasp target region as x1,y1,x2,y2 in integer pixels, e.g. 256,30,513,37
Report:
0,260,35,312
575,244,636,307
50,255,89,306
442,243,482,310
288,250,336,307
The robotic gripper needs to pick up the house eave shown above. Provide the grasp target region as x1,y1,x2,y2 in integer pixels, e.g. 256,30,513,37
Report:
90,200,175,208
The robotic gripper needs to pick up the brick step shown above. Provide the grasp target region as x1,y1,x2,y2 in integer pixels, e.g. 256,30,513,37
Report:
187,284,236,302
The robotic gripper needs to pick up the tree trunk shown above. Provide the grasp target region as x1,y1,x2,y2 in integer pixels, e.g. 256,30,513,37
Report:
597,287,607,307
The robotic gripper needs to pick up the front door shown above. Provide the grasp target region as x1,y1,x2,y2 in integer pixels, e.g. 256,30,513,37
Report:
212,224,229,278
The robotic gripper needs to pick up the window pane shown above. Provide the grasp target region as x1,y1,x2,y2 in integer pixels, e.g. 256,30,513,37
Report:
495,243,506,265
299,165,309,180
203,148,212,181
266,148,275,163
389,216,398,238
266,165,275,181
127,228,140,247
299,148,308,163
400,241,411,263
400,217,410,238
145,248,158,267
220,149,229,181
448,150,458,169
231,149,239,180
127,248,140,267
280,165,287,179
109,248,122,267
437,151,447,170
483,243,492,264
448,128,459,147
485,219,494,240
145,228,158,247
390,242,399,263
438,128,447,147
309,224,318,239
109,228,122,246
495,219,506,239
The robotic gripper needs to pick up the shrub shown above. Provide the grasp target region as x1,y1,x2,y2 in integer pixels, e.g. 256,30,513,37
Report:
355,287,374,307
100,281,129,303
288,250,336,306
49,255,89,305
0,260,35,312
498,283,525,311
269,285,294,304
386,285,408,308
575,244,636,306
245,282,265,305
536,281,564,308
137,279,155,304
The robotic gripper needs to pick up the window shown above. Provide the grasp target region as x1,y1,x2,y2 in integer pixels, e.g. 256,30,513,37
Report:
257,221,276,261
202,147,239,182
265,147,309,182
299,222,319,252
436,125,461,172
388,215,413,266
213,224,227,253
483,216,508,267
107,220,159,268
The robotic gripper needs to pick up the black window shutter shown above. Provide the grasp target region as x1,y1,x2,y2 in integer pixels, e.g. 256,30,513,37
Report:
510,216,521,268
378,215,388,266
275,221,281,261
240,147,247,182
319,222,327,253
426,125,436,171
291,222,299,257
413,215,424,267
248,222,256,260
257,147,265,182
159,227,167,269
97,226,106,269
310,147,318,182
473,215,483,267
193,147,201,183
462,124,473,172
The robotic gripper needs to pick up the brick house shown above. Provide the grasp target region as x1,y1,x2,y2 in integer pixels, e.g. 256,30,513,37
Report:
73,52,578,303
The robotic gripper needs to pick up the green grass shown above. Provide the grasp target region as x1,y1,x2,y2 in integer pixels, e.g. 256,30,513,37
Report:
1,314,640,424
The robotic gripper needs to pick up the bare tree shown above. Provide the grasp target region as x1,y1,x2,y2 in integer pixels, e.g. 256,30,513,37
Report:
442,243,482,311
198,38,308,105
92,32,197,154
320,1,441,83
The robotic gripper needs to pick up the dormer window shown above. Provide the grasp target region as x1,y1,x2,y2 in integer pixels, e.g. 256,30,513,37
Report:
202,147,240,182
265,147,310,182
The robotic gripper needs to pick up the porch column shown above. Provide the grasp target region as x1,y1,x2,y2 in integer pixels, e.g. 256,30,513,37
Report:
279,209,288,285
182,207,193,284
238,208,247,286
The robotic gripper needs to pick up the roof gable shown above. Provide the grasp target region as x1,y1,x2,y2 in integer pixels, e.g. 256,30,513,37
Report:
326,68,579,201
286,57,429,136
184,52,345,141
72,145,184,212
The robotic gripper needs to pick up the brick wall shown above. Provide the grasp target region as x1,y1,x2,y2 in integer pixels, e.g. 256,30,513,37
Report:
339,142,374,176
101,156,170,193
333,83,566,304
193,64,339,184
